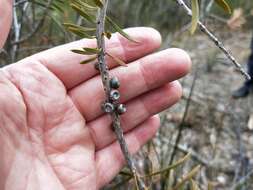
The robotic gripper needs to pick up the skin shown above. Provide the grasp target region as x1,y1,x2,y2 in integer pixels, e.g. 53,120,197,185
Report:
0,3,191,190
0,0,12,48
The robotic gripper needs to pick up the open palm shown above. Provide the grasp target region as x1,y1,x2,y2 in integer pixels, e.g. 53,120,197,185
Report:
0,28,191,190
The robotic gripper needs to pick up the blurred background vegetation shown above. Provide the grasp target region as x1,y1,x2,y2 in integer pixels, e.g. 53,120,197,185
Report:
2,0,253,65
2,0,253,189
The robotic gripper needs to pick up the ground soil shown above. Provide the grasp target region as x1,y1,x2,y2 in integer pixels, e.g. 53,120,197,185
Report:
157,29,253,189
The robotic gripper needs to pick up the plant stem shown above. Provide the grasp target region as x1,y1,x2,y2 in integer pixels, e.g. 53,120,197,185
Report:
96,0,147,189
176,0,251,80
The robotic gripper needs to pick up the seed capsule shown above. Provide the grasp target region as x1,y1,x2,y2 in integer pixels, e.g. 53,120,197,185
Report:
110,90,120,101
102,102,114,113
94,63,99,70
110,77,120,89
117,104,126,115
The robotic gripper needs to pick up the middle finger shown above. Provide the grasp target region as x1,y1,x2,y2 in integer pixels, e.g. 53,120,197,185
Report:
68,48,191,121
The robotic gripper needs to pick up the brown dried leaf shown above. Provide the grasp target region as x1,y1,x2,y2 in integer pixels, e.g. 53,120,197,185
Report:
106,52,127,67
227,8,246,30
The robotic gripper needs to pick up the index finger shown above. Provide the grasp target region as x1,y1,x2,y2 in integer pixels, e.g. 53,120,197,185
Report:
29,27,162,89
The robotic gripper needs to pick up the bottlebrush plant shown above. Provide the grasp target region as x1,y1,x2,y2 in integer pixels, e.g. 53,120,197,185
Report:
61,0,250,189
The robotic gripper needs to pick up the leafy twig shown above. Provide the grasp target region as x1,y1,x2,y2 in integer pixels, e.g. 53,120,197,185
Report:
176,0,251,80
95,0,147,189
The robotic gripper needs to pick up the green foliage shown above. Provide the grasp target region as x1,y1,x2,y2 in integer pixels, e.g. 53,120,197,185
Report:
146,153,191,177
108,0,187,36
190,179,200,190
105,16,137,42
65,0,134,65
70,3,96,23
191,0,199,34
214,0,232,14
93,0,104,8
80,56,97,64
212,0,253,18
71,47,100,55
29,0,67,12
65,24,95,38
190,0,232,34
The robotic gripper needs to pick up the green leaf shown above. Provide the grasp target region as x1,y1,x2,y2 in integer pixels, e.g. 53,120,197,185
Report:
30,0,66,12
190,180,200,190
71,0,97,11
145,153,191,177
106,16,138,43
208,182,214,190
71,48,99,55
106,52,127,67
214,0,232,14
91,0,103,8
83,47,101,54
70,3,96,23
31,1,55,11
67,27,94,38
64,23,96,32
172,165,201,190
190,0,199,34
80,56,97,64
51,1,64,12
71,49,89,55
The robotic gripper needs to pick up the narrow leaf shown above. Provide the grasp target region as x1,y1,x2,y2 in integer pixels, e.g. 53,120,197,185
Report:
67,27,94,38
51,1,64,12
190,0,199,34
80,56,97,64
71,49,89,55
71,3,96,23
83,47,101,54
106,52,127,67
119,170,132,176
71,49,97,55
146,153,191,177
190,179,200,190
106,16,138,43
64,23,96,32
71,0,97,11
91,0,103,8
172,165,201,190
31,1,55,11
215,0,232,14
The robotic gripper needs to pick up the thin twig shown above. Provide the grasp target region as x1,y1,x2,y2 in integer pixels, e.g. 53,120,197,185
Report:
14,0,28,6
176,0,250,80
12,3,22,62
162,69,198,189
11,0,53,45
231,169,253,190
205,0,214,15
169,70,198,165
155,136,235,174
96,1,147,189
12,0,31,62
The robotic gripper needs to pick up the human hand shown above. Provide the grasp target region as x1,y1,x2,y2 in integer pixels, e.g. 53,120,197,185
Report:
0,0,12,48
0,27,191,190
